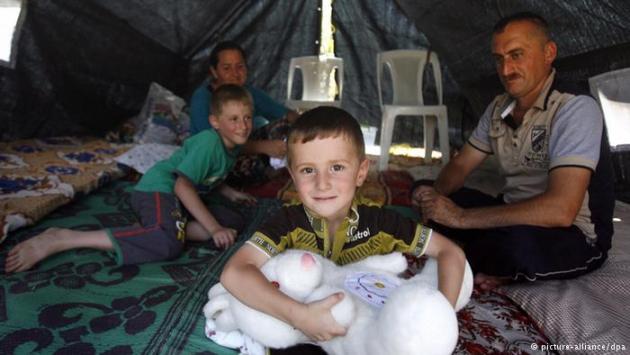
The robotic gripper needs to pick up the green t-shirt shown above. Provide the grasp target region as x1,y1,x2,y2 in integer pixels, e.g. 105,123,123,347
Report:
135,129,239,193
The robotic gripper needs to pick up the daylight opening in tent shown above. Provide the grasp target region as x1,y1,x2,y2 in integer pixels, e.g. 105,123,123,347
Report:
598,91,630,150
0,0,23,64
319,0,338,101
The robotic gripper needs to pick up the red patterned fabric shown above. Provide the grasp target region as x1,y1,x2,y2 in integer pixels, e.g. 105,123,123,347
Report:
456,290,551,354
377,169,414,206
403,255,551,354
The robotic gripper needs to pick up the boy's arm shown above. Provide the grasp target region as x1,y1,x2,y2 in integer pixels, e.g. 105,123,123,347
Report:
221,244,347,341
174,176,235,246
286,110,299,124
422,230,466,308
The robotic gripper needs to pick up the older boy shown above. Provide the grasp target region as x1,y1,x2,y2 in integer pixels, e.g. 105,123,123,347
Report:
6,84,256,273
190,41,300,186
221,106,466,345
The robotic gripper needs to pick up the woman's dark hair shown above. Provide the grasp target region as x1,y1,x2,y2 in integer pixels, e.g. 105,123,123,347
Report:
209,41,247,68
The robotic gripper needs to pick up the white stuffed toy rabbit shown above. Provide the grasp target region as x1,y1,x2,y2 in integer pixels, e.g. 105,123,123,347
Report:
203,251,349,350
203,250,472,355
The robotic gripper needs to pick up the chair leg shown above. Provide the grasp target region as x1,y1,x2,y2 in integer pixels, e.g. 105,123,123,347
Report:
437,110,450,165
378,112,396,171
423,115,437,164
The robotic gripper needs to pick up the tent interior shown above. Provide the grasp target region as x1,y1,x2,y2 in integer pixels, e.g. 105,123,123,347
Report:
1,0,629,353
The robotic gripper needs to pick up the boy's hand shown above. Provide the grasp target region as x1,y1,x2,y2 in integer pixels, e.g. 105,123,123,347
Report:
227,190,257,206
292,293,347,342
219,185,257,206
210,226,237,249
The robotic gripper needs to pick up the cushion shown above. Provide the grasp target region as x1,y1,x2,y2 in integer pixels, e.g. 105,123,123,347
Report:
131,82,190,145
500,201,630,347
114,143,179,174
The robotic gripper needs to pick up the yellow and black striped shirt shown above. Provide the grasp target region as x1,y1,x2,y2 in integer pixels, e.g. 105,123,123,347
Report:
247,199,432,265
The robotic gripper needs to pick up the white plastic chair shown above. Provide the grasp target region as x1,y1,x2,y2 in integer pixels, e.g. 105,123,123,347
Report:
588,68,630,152
286,55,343,112
376,49,449,170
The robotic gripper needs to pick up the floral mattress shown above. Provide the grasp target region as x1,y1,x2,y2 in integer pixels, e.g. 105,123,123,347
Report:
0,137,130,243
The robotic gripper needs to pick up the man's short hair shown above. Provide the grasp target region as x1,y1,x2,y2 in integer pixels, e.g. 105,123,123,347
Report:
211,84,253,116
493,12,550,40
209,41,247,68
288,106,365,163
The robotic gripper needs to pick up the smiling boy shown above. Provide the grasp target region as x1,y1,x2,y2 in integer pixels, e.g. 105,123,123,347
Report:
220,106,466,346
6,84,256,273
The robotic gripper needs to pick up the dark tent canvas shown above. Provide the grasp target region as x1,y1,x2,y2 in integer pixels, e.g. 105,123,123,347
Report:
3,1,630,140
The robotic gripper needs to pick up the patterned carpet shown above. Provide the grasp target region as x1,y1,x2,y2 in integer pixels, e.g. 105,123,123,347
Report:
0,180,553,354
0,181,279,354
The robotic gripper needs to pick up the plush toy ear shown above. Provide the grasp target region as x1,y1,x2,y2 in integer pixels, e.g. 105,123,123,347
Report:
301,253,316,268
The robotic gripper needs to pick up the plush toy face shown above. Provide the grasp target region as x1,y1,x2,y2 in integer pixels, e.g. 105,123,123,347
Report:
204,250,327,349
261,250,324,301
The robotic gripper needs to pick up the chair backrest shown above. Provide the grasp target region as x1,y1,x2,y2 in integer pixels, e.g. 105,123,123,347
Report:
589,67,630,151
377,49,443,107
287,55,343,102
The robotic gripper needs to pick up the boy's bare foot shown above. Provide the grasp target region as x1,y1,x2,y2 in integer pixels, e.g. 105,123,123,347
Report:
474,273,511,291
5,228,65,273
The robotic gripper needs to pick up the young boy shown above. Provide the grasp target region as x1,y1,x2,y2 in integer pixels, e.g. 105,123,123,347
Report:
220,106,466,345
5,84,257,273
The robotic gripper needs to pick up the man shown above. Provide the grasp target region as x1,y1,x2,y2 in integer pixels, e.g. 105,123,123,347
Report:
189,41,299,184
412,12,615,289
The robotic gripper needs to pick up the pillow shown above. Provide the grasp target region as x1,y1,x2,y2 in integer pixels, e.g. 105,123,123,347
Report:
114,143,179,174
131,82,190,145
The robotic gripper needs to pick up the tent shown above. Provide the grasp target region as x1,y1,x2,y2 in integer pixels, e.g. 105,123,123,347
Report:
1,1,630,353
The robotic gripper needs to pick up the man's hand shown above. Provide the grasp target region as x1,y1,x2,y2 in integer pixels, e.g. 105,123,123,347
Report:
210,226,237,249
415,186,464,228
292,293,347,342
